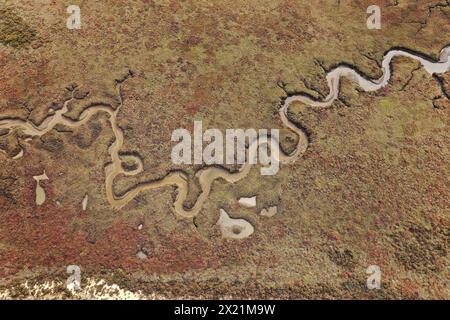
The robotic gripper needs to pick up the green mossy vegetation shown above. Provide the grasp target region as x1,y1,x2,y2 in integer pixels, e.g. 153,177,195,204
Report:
0,6,36,47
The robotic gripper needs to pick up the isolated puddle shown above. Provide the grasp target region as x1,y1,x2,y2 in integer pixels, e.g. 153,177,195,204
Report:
33,171,49,206
260,206,277,217
82,194,88,211
217,209,254,240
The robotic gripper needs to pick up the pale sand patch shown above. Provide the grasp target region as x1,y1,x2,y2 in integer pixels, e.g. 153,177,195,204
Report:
217,209,254,239
260,206,277,217
238,196,257,208
33,171,49,206
82,194,88,211
0,278,146,300
136,251,148,260
1,46,449,218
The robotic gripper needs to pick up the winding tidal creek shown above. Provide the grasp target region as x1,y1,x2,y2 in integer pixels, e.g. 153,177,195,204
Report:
0,46,449,218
